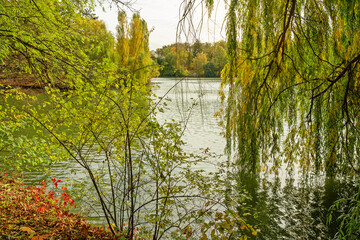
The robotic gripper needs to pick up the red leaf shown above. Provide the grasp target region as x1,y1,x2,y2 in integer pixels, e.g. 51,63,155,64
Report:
38,206,46,213
39,180,46,189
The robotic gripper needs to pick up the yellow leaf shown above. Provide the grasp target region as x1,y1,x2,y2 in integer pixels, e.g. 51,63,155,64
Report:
20,226,35,235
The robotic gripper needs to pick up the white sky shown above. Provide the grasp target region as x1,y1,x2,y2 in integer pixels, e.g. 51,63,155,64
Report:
94,0,227,50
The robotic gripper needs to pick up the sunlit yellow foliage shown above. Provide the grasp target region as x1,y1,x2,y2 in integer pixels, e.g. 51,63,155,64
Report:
115,12,158,85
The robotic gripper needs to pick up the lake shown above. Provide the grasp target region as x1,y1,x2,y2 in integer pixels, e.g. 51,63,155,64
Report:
153,78,357,239
2,77,358,239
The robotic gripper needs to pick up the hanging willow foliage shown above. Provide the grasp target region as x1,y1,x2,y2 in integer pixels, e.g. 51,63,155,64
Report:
198,0,360,176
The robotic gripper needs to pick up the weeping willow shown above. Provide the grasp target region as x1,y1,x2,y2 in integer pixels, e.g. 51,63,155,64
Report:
192,0,360,176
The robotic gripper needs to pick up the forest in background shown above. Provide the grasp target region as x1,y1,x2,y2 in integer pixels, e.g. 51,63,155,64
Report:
152,40,228,78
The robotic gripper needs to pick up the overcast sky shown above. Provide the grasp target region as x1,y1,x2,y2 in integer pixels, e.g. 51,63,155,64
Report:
94,0,226,50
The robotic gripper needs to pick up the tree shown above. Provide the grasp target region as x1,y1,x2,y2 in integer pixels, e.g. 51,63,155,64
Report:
0,0,113,168
213,45,227,76
154,44,189,77
192,39,203,57
194,0,360,176
0,0,87,86
192,52,208,76
153,41,227,77
116,11,130,67
156,46,183,77
116,12,158,85
204,61,216,77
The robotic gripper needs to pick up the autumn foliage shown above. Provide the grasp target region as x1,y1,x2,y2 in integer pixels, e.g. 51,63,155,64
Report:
0,173,125,239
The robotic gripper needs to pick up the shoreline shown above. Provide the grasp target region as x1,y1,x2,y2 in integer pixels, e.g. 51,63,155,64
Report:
0,173,124,239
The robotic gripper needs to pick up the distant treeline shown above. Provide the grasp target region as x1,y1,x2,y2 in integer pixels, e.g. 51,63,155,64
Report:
152,40,228,78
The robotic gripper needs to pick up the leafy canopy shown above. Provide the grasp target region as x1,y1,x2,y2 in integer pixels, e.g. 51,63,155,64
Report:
200,0,360,176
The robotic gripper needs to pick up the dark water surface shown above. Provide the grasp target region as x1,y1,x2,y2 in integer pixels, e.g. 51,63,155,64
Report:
3,78,357,239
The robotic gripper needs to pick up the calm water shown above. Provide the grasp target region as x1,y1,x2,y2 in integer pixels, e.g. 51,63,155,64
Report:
3,78,357,239
153,78,357,239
